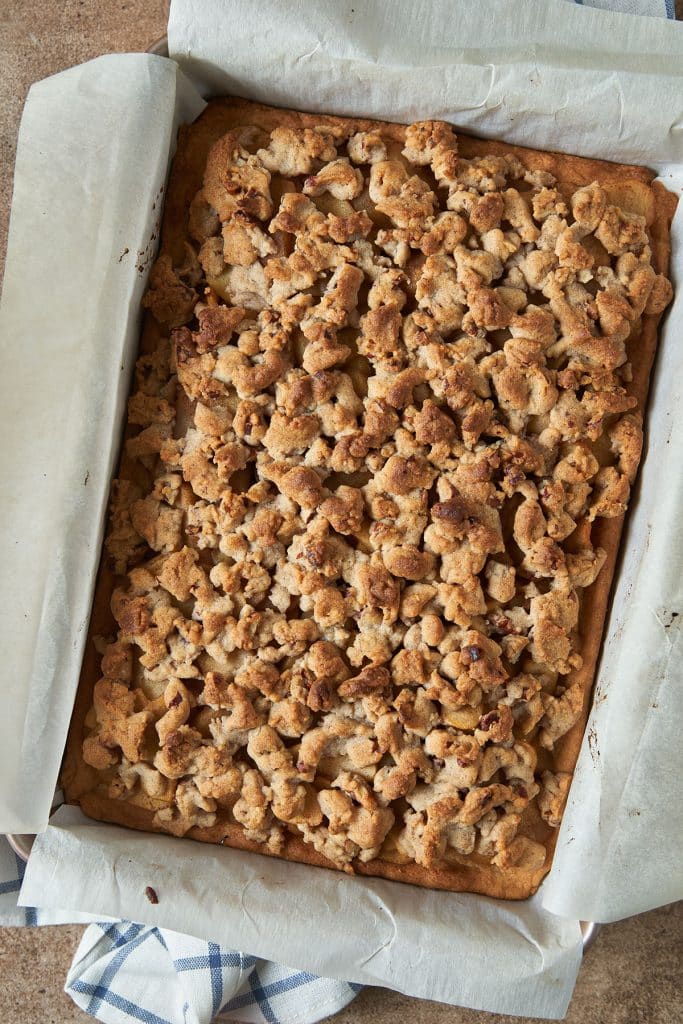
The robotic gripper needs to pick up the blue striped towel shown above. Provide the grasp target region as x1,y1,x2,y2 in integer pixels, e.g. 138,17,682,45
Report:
67,925,361,1024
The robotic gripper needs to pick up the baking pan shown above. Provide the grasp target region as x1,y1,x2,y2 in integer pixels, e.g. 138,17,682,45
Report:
5,26,601,959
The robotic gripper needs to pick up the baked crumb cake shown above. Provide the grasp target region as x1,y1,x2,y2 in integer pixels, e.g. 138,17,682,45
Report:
62,98,676,899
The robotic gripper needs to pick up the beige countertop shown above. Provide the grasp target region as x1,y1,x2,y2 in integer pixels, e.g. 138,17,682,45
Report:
0,2,681,1022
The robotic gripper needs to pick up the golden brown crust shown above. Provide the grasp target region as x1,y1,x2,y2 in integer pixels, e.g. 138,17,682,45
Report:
61,97,677,900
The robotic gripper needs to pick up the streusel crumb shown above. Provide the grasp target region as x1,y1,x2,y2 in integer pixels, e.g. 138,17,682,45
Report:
70,101,674,895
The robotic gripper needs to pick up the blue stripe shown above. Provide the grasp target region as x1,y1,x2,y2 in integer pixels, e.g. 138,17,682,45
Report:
98,923,121,946
247,964,277,1023
664,0,674,17
174,955,212,971
70,980,173,1024
85,925,147,1017
100,922,145,949
0,878,22,895
208,941,224,1016
174,951,244,971
24,906,37,926
225,969,318,1016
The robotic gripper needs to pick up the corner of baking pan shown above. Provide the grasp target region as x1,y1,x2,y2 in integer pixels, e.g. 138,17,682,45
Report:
6,790,62,862
6,831,35,862
148,36,169,58
579,919,600,952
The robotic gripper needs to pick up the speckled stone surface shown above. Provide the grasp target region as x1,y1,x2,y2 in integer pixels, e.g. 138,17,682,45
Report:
0,2,681,1022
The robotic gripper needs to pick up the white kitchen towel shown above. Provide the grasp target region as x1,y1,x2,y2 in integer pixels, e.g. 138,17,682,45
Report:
66,924,361,1024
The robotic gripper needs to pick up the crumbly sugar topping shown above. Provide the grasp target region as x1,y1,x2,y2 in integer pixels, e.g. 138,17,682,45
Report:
83,116,672,876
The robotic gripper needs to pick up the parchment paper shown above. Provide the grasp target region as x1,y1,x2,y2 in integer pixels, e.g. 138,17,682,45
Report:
541,169,683,923
0,54,205,834
3,0,683,1016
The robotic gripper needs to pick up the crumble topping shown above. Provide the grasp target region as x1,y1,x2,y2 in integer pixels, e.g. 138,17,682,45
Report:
81,114,672,876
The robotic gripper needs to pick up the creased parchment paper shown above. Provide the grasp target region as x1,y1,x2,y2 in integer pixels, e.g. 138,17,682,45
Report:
0,53,204,834
3,0,683,1016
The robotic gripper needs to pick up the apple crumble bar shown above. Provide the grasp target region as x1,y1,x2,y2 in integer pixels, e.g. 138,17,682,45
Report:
62,98,676,898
